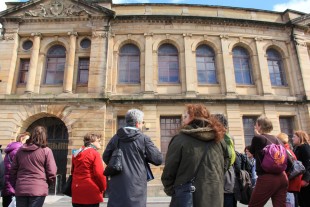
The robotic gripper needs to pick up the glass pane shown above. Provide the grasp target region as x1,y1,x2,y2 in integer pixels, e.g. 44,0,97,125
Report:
45,72,55,84
207,71,217,84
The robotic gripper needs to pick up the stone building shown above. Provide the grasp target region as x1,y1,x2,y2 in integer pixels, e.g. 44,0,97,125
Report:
0,0,309,195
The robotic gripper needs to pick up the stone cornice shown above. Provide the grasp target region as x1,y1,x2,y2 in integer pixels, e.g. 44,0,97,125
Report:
113,15,286,29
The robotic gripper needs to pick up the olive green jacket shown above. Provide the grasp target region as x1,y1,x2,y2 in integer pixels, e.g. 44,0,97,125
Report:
161,125,229,207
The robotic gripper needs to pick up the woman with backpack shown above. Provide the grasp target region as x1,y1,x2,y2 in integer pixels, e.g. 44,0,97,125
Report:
248,115,288,207
292,130,310,207
2,132,30,207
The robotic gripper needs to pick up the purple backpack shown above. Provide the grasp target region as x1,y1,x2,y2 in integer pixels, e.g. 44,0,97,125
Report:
261,143,287,174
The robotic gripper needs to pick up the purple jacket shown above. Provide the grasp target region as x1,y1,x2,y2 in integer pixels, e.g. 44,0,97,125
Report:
2,142,22,196
10,144,57,196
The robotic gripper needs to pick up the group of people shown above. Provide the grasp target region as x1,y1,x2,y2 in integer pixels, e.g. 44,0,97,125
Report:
0,104,309,207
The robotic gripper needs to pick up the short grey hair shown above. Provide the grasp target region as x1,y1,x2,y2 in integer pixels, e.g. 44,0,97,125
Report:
125,109,144,127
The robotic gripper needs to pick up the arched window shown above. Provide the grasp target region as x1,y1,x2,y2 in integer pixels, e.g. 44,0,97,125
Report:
233,47,253,85
118,44,140,83
158,44,179,83
267,49,287,86
196,45,217,84
45,45,66,85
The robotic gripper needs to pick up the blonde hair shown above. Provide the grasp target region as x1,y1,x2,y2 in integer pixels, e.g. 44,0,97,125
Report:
277,133,289,144
16,132,31,142
256,115,273,133
294,130,310,145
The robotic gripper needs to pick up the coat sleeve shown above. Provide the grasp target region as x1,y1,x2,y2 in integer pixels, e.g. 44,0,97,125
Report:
144,136,163,166
161,136,182,196
0,153,4,191
300,145,310,182
10,151,19,188
45,148,57,186
92,151,107,192
102,136,117,165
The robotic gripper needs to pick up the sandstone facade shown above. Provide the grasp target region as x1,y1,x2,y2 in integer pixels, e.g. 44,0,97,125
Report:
0,0,309,195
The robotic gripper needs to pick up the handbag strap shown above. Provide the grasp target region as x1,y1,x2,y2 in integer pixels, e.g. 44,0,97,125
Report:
190,141,211,183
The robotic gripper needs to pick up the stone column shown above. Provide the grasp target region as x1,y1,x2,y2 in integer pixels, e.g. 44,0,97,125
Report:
64,32,77,93
255,37,272,95
25,32,41,93
220,35,236,94
183,33,196,96
144,33,154,94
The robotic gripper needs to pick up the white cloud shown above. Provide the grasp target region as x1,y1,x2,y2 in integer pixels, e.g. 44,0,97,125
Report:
0,0,25,12
273,0,310,13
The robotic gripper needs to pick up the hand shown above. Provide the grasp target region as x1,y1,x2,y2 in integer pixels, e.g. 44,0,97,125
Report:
301,180,309,187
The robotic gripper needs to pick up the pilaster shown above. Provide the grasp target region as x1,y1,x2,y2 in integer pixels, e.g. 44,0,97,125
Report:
220,35,236,95
144,33,154,94
25,33,41,93
255,37,272,95
183,33,196,96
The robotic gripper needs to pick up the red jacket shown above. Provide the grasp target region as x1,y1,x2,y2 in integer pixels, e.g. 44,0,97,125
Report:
284,144,302,192
72,147,107,204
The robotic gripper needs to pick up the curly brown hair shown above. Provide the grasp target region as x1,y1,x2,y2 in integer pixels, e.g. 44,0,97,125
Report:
185,104,226,142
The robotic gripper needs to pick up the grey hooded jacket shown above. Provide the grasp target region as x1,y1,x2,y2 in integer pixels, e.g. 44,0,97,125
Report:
103,127,163,207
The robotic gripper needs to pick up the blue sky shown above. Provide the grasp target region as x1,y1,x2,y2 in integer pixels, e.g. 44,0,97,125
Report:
1,0,310,13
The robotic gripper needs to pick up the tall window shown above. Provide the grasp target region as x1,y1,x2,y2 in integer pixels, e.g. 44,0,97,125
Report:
196,45,217,84
242,116,258,146
45,45,66,85
233,47,253,85
279,117,294,140
160,116,181,162
158,44,179,83
118,44,140,83
267,49,287,86
18,59,30,84
78,57,89,84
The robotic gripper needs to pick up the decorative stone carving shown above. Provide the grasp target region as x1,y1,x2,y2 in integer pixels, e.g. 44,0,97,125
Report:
3,34,15,40
92,31,107,38
68,32,78,36
24,1,91,18
254,37,263,41
31,32,42,37
183,33,192,37
25,4,47,17
144,33,153,37
64,4,91,17
50,1,64,16
220,34,229,39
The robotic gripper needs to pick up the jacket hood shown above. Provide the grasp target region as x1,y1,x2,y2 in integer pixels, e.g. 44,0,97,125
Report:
117,127,141,142
180,119,216,141
19,144,40,151
4,142,22,154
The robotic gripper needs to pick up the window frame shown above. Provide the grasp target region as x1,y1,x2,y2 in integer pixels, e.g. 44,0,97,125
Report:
118,44,140,84
242,116,258,146
44,45,66,85
160,116,181,163
233,47,253,85
267,48,287,86
158,44,180,84
196,45,217,84
77,57,90,85
18,58,30,85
